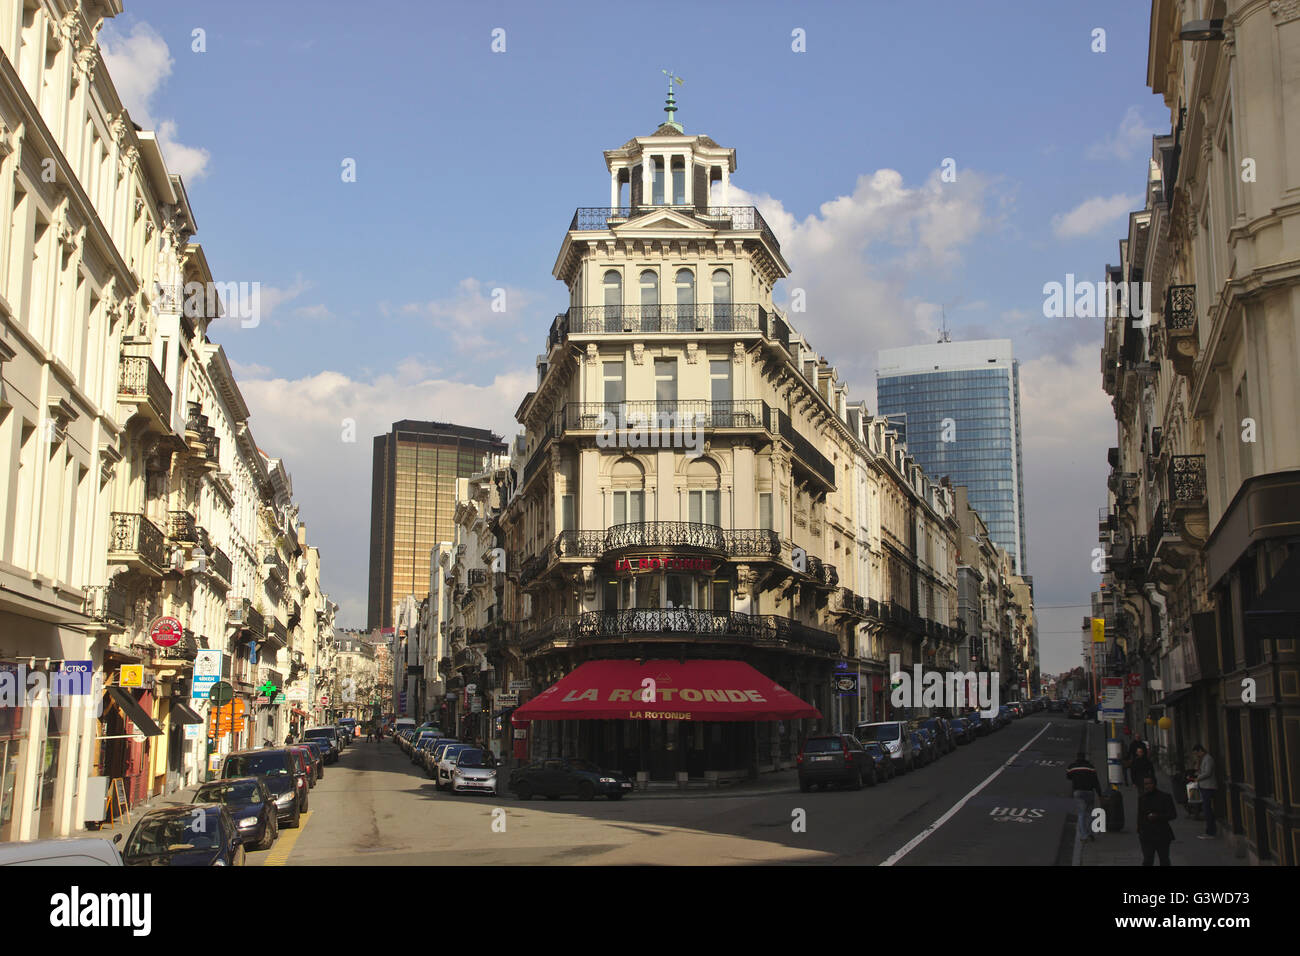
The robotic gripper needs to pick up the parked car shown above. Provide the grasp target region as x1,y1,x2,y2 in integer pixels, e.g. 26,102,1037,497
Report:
948,716,973,744
1048,698,1066,713
302,727,340,763
0,837,123,866
996,705,1013,728
918,718,955,754
855,721,914,774
117,804,244,866
1068,700,1087,719
193,777,278,851
296,740,327,781
862,741,895,782
410,730,443,764
914,727,939,763
1008,702,1025,719
509,758,633,800
338,717,359,741
285,747,315,801
221,749,306,827
965,710,992,736
797,734,874,791
435,744,475,790
448,748,498,795
421,738,459,774
908,731,931,768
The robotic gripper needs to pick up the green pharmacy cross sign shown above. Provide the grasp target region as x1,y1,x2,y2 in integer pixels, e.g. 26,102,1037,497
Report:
259,681,278,698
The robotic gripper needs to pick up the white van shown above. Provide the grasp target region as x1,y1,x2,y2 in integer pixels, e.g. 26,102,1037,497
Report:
0,837,123,866
855,721,914,773
394,717,416,736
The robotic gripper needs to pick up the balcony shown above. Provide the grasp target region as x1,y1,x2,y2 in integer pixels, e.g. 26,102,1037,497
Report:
768,407,835,489
468,568,488,587
565,302,762,336
261,547,289,585
168,510,197,544
108,512,167,575
287,598,301,628
1164,285,1197,377
209,546,232,590
1169,454,1210,546
263,618,288,650
83,581,128,629
117,355,172,432
521,609,839,654
562,400,768,435
241,604,266,641
569,205,779,253
833,587,867,619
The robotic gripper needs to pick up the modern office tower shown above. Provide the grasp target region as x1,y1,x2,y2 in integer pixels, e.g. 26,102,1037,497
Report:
876,339,1027,574
367,421,506,630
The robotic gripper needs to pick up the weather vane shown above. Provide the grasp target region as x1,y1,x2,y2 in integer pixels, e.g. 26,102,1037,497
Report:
662,69,684,128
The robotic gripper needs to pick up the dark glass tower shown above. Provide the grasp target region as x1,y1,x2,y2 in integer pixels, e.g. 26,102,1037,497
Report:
876,340,1027,574
367,421,506,629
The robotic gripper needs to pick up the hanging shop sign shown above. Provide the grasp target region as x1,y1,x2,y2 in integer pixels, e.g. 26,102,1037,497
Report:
614,556,720,573
149,616,184,648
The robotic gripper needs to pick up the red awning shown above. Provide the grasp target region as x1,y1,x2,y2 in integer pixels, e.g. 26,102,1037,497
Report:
511,659,820,725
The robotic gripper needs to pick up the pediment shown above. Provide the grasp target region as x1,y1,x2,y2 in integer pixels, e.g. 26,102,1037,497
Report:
614,208,701,232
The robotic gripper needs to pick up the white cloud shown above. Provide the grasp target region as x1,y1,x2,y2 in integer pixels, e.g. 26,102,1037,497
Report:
253,276,312,323
236,361,532,628
99,22,210,180
293,304,335,321
1086,106,1159,163
729,167,995,393
400,278,536,355
1051,193,1139,239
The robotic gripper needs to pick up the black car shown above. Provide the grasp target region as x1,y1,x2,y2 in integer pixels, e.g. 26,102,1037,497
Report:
117,804,244,866
907,731,929,768
964,711,991,736
862,741,895,783
222,748,307,827
914,727,940,763
797,734,876,791
948,716,972,744
918,718,955,755
302,727,340,763
193,777,278,851
509,758,634,801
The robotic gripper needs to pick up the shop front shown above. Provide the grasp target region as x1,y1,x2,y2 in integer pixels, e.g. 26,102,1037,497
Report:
512,658,820,783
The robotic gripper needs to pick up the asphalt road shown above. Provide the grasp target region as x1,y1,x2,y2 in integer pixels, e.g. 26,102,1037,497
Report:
249,714,1093,866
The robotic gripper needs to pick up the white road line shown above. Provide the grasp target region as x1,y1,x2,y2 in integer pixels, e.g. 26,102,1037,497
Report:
879,722,1054,866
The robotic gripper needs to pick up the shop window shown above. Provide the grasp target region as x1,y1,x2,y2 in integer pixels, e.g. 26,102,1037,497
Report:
666,574,693,608
712,579,731,612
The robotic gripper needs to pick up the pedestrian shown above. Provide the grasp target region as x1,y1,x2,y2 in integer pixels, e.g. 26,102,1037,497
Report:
1130,743,1154,792
1192,744,1217,838
1066,752,1104,843
284,732,293,746
1136,774,1176,865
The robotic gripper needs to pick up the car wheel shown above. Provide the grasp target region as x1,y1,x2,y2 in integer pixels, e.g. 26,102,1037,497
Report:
851,769,865,791
516,783,532,801
301,793,309,813
577,780,596,801
288,806,301,829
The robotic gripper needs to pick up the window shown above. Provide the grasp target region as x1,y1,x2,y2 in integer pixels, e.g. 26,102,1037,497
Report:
651,157,665,205
1235,374,1251,482
602,270,622,332
611,490,644,525
688,490,720,526
711,579,731,612
711,270,732,329
603,361,624,405
759,492,773,531
639,270,659,331
561,494,575,532
710,359,732,412
655,357,677,403
671,157,686,205
666,574,692,608
675,269,695,331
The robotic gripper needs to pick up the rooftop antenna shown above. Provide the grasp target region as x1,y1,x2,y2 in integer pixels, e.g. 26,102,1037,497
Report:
938,305,952,343
662,69,684,131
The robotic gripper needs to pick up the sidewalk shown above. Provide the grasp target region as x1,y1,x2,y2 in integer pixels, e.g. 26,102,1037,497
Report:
1077,724,1244,866
92,782,204,840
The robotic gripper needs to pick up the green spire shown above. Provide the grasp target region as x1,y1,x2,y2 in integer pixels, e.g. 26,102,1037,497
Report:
661,69,684,132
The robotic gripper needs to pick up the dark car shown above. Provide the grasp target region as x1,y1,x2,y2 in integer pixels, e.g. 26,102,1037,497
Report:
862,741,895,783
797,734,876,791
117,804,244,866
509,758,634,801
302,727,340,763
948,716,972,744
907,731,929,768
288,744,320,786
996,705,1013,727
296,740,328,780
964,711,991,736
193,777,277,851
914,727,939,763
918,718,955,755
222,749,307,827
1048,699,1066,713
855,721,913,774
1068,700,1086,719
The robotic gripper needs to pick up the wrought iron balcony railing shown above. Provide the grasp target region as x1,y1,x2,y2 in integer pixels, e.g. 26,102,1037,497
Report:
722,528,781,558
1165,284,1196,331
168,510,197,543
108,512,167,572
769,407,836,488
519,609,840,654
566,302,762,336
1169,454,1206,505
117,356,172,429
261,546,289,584
562,400,768,433
209,546,232,588
569,205,779,252
243,604,265,639
83,581,128,626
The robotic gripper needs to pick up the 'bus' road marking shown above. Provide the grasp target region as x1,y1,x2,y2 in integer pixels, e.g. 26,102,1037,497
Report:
262,810,311,866
880,722,1054,866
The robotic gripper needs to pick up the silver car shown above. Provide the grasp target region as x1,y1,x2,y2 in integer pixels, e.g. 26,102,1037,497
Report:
449,749,497,795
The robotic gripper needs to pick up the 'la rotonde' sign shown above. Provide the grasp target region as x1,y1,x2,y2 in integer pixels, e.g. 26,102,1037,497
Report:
614,556,720,573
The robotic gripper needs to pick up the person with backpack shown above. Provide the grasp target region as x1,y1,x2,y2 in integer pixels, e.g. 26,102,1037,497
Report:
1066,752,1105,842
1136,774,1177,865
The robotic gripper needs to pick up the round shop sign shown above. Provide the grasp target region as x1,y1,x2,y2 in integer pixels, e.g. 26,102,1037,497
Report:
149,616,183,648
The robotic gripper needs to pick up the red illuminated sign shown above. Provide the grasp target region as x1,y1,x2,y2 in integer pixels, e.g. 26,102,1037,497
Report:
614,556,718,573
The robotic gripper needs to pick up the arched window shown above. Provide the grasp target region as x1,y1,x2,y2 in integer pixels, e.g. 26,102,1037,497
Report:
603,270,622,333
711,269,732,330
639,270,660,332
610,457,645,527
675,269,695,332
686,457,721,526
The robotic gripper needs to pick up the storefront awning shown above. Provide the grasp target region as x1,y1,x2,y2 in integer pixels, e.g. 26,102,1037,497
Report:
170,701,204,724
106,687,163,736
511,659,821,725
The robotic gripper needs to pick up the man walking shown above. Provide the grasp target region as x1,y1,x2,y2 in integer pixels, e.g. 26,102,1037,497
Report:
1066,752,1104,842
1136,774,1176,865
1192,744,1217,838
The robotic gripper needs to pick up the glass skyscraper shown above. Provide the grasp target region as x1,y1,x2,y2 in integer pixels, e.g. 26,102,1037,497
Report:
876,339,1027,574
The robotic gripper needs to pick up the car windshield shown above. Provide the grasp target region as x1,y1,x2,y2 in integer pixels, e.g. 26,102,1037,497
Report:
304,729,334,740
866,725,901,742
196,782,260,804
441,746,467,761
457,750,484,768
226,752,289,777
803,738,844,753
127,813,219,855
567,759,598,772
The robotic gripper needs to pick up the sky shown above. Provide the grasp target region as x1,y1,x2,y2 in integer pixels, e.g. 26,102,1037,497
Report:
97,0,1170,675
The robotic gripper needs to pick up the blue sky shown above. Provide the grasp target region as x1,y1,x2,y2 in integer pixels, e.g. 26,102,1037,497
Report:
100,0,1170,673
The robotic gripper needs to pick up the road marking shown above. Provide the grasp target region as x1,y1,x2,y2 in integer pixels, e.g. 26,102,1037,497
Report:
262,810,311,866
880,722,1053,866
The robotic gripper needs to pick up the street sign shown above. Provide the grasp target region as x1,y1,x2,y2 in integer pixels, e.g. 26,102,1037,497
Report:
833,674,858,695
509,680,530,692
1101,677,1124,719
1127,672,1142,687
496,693,519,707
320,695,329,705
149,616,183,648
119,665,143,688
210,681,234,705
273,693,286,703
192,650,222,699
470,697,482,714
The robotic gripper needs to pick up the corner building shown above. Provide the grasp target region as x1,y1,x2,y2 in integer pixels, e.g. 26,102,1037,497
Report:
502,107,961,783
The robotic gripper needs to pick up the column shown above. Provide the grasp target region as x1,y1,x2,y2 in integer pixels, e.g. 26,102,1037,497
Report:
641,156,652,209
720,166,730,206
610,167,619,210
683,153,692,206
